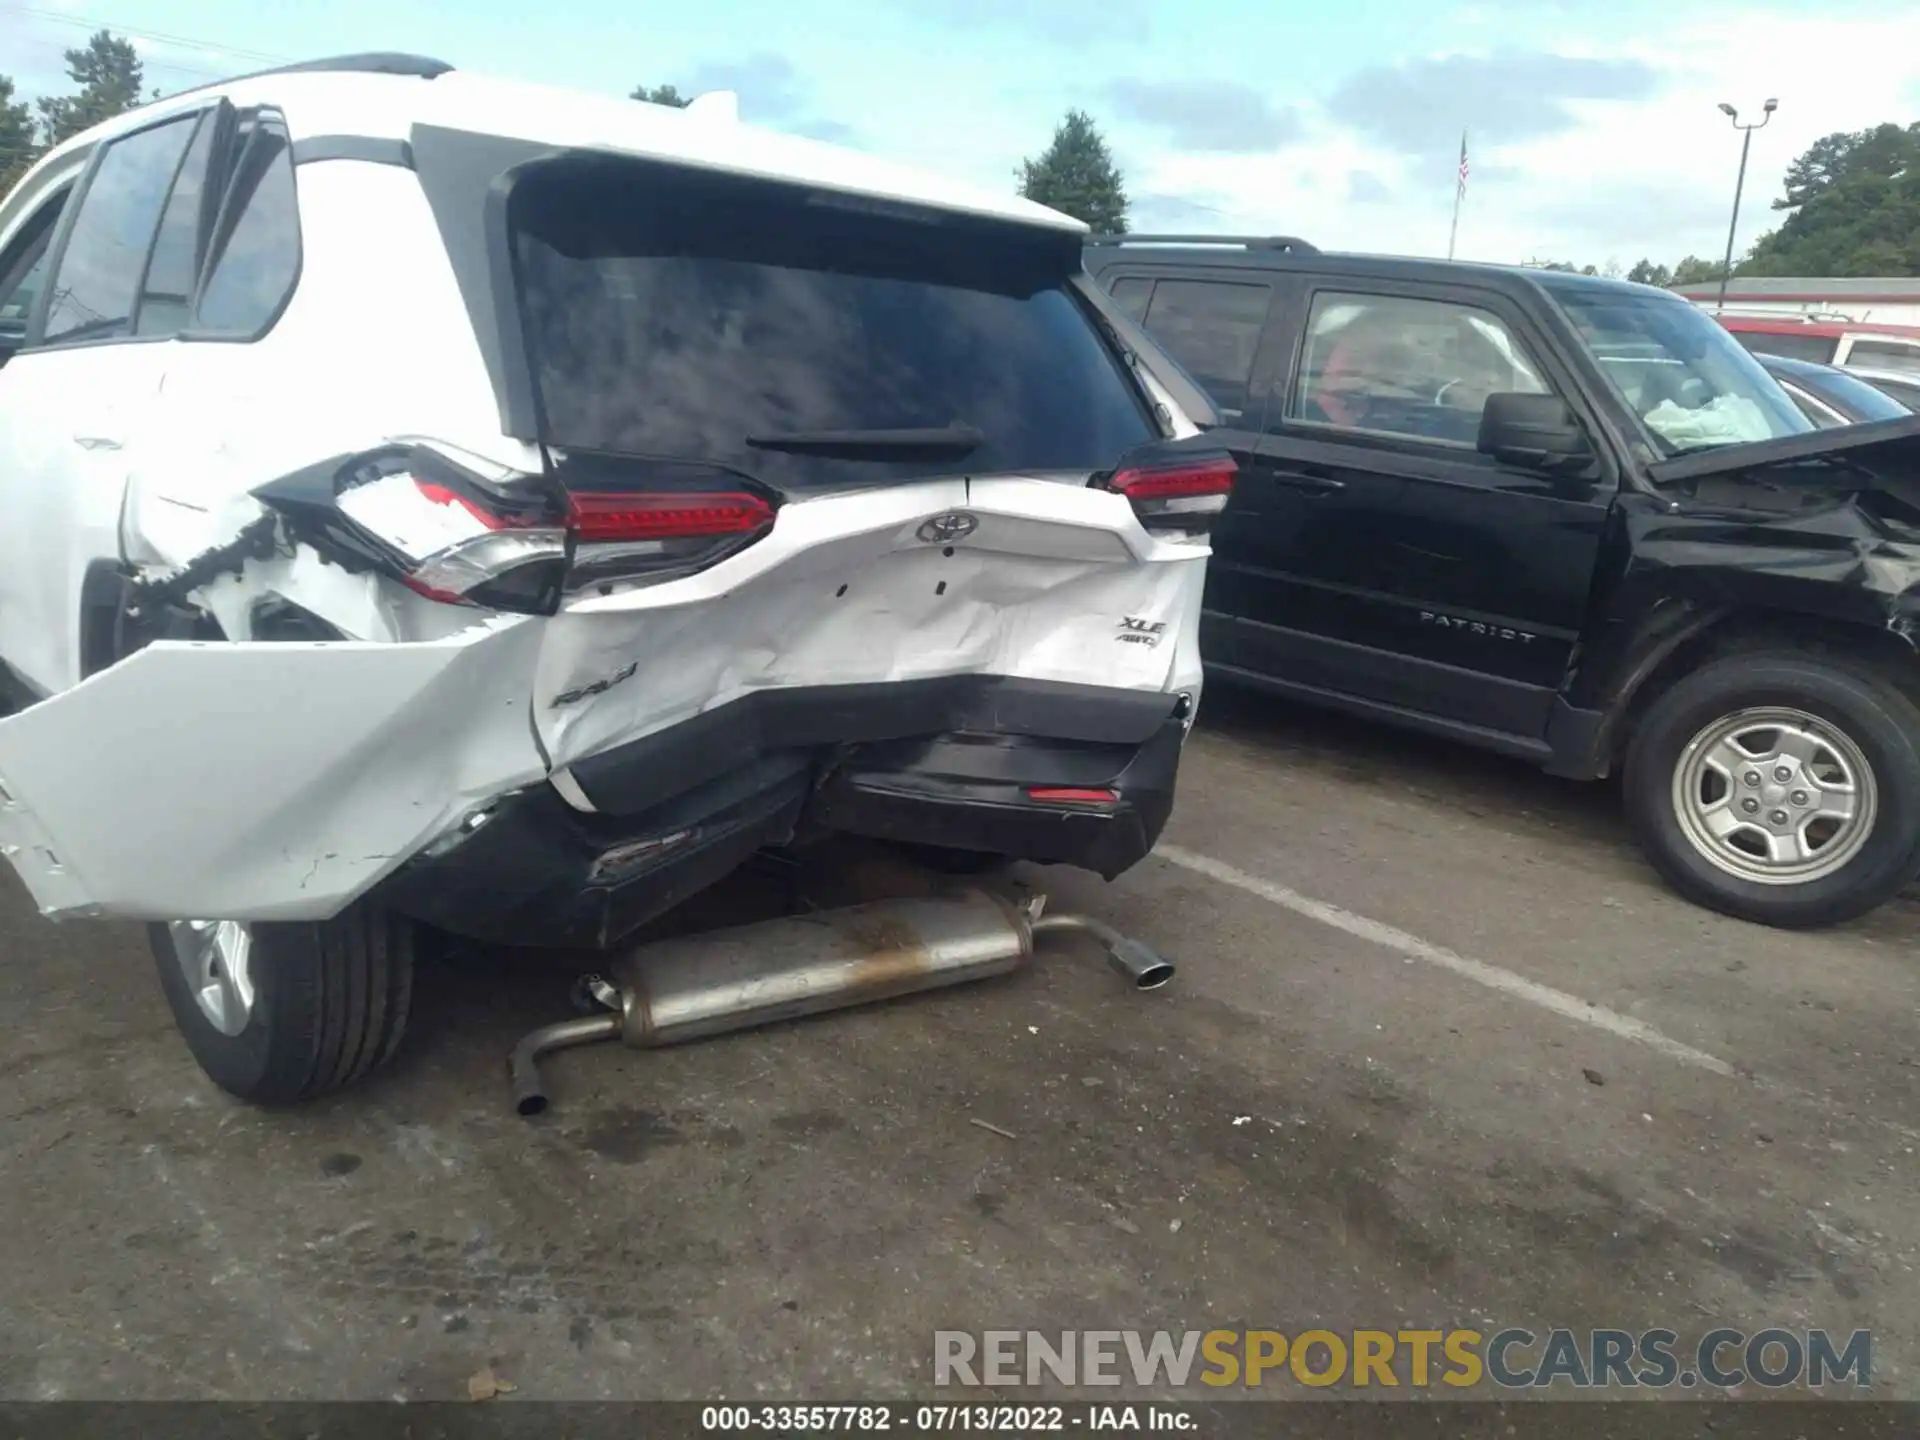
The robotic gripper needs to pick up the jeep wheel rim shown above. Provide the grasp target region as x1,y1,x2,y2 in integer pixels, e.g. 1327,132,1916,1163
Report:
1671,707,1877,886
168,920,256,1036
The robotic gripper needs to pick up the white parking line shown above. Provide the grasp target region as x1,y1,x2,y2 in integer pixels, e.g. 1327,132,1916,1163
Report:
1154,843,1738,1078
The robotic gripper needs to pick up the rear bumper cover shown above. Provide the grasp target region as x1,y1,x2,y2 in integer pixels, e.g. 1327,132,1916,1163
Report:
377,684,1190,948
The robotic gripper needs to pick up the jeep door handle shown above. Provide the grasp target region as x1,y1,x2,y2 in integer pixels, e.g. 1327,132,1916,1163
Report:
1266,470,1346,495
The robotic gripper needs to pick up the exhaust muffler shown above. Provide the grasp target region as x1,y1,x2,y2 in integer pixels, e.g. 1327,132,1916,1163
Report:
509,889,1172,1116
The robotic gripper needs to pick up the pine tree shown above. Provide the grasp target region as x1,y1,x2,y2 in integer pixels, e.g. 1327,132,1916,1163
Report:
0,75,37,199
1018,110,1128,234
632,83,690,108
34,31,144,148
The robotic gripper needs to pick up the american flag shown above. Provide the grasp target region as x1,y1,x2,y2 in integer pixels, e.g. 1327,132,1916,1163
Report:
1457,132,1469,194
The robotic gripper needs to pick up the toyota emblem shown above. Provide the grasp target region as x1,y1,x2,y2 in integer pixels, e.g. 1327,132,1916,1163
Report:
916,512,979,544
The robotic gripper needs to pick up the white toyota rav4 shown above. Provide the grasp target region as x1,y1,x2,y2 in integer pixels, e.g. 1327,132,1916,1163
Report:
0,54,1230,1103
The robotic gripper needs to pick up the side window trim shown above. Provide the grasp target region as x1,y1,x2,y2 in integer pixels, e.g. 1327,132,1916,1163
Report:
126,109,215,339
25,105,218,352
179,107,303,345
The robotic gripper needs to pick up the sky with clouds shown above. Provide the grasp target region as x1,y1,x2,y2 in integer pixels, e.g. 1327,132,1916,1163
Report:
4,0,1919,266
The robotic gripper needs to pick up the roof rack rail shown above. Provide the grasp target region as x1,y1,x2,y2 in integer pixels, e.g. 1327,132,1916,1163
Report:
156,53,453,108
1085,233,1319,254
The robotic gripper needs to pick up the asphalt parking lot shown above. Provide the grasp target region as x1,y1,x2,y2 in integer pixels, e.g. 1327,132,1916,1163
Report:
1,684,1915,1404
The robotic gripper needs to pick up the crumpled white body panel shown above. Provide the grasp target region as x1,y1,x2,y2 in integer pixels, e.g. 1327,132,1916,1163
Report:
0,622,546,921
536,477,1199,775
0,475,1204,923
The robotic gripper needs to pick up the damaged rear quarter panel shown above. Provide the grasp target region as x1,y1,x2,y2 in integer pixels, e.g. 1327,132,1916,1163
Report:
0,620,546,921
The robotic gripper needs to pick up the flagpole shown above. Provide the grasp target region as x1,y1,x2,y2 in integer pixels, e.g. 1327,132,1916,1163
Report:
1447,128,1466,260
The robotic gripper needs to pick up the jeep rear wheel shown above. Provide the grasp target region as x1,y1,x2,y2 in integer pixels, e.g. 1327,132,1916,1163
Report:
1624,650,1920,928
151,899,415,1103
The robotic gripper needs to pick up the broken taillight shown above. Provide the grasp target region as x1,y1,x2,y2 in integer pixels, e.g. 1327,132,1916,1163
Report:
301,448,782,611
334,467,569,610
1101,453,1236,540
565,490,776,592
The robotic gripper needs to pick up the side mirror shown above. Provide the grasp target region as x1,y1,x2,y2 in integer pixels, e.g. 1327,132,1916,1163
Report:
1477,392,1594,472
0,322,23,369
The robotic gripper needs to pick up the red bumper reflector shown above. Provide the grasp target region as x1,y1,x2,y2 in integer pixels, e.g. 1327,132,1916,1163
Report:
1026,787,1122,805
567,491,774,542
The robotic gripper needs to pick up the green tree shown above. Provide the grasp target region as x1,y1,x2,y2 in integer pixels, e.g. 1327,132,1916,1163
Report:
1669,255,1723,286
0,75,37,199
1018,110,1128,234
34,30,144,148
632,83,690,108
1626,258,1672,287
1743,120,1920,277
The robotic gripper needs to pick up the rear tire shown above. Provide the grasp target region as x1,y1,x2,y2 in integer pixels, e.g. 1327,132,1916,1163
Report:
150,899,415,1104
1623,649,1920,928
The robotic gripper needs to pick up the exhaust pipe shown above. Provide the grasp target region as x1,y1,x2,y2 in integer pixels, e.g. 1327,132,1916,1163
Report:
509,889,1172,1116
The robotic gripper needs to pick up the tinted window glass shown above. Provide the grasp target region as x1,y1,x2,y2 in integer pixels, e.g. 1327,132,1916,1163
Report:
42,114,198,345
1778,382,1845,428
1847,339,1920,376
135,113,216,337
1867,375,1920,409
1561,293,1811,453
512,159,1154,494
1139,279,1270,420
1734,331,1838,364
1293,291,1548,446
1809,367,1913,422
194,115,299,336
0,195,67,336
1107,276,1153,325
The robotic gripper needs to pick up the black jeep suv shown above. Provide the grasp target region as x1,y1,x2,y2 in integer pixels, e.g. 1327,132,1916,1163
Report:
1085,234,1920,928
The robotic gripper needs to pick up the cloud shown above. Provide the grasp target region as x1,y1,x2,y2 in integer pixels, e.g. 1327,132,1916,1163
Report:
1346,170,1392,204
1128,190,1237,231
1328,49,1661,157
792,117,861,146
1107,78,1301,153
687,52,806,121
911,0,1152,43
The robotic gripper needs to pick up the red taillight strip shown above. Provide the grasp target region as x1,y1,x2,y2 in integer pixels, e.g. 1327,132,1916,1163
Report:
1109,456,1237,501
1026,787,1122,805
567,491,774,542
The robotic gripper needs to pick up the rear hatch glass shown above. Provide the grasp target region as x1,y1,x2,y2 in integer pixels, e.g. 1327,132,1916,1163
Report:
508,157,1155,495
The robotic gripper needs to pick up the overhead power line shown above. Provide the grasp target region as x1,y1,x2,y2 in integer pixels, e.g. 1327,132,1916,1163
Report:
0,2,293,66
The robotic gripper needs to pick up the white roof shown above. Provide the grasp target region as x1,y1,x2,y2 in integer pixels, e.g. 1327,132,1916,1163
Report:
29,64,1085,237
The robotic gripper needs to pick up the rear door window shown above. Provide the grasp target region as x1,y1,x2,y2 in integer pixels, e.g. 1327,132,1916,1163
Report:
1845,338,1920,377
511,158,1155,495
1134,279,1272,421
41,113,200,345
1106,276,1153,325
1732,331,1838,364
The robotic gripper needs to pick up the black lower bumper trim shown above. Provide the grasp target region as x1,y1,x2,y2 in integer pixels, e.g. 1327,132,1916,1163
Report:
569,674,1182,816
378,684,1191,949
810,719,1187,880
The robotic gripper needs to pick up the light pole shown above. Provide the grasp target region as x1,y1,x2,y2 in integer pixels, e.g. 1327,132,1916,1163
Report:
1716,98,1777,312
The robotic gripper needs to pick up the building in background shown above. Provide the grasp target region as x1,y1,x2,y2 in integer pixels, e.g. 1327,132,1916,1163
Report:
1671,276,1920,327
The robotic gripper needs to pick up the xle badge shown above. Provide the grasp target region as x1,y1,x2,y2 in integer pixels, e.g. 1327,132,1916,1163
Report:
1117,616,1166,647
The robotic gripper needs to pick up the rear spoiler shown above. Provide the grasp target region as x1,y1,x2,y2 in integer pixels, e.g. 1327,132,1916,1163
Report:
1070,273,1223,432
